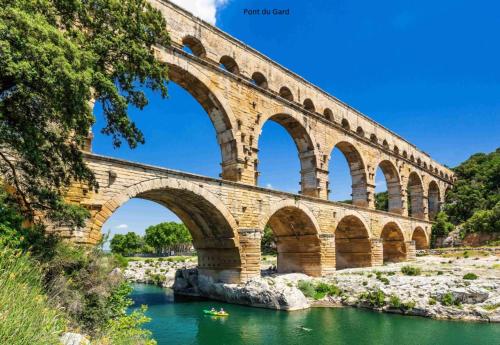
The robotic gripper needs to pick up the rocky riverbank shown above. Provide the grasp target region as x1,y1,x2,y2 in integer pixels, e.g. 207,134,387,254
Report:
124,251,500,322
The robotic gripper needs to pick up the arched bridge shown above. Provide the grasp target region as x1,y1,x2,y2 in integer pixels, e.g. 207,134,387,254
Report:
59,0,454,283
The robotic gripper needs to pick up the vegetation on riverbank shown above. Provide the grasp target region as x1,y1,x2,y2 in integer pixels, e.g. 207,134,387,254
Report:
432,148,499,244
0,187,155,344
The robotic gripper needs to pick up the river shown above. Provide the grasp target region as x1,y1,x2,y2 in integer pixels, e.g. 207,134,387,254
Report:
130,284,499,345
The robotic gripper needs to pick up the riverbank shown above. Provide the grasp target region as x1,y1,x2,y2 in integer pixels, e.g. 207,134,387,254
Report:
124,250,500,322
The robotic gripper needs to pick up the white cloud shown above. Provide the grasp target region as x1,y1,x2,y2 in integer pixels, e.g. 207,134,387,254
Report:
115,224,128,229
170,0,229,25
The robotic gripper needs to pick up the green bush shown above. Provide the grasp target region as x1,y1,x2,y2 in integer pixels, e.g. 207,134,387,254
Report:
428,297,437,305
389,294,401,308
360,289,386,307
463,273,478,280
0,248,66,344
401,300,416,310
313,282,342,300
297,280,315,298
401,265,421,276
441,292,461,306
375,272,390,285
96,305,156,345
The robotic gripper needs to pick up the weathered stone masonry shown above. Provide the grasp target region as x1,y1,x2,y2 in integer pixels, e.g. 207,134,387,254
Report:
59,0,453,283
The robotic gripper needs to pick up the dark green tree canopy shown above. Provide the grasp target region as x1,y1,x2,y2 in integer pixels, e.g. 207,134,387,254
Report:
144,222,192,254
0,0,169,226
443,148,499,225
110,231,143,256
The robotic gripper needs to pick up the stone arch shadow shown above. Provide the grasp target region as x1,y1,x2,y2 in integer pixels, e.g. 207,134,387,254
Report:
259,200,322,276
334,212,373,269
412,226,429,250
380,221,407,263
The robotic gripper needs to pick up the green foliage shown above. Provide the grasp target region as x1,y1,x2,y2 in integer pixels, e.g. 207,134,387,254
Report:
401,300,416,310
297,281,343,300
462,273,478,280
0,248,66,344
375,271,390,285
442,149,499,231
359,289,386,308
375,191,389,211
97,305,156,345
389,294,401,308
431,212,455,246
110,232,144,256
428,297,437,305
461,202,500,235
441,292,461,306
0,0,169,226
401,265,421,276
261,225,276,254
144,222,192,254
297,280,315,298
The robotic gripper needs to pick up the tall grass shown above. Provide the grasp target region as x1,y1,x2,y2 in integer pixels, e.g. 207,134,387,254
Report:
0,248,66,345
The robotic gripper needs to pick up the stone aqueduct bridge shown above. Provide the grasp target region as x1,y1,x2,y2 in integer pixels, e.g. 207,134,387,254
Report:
62,0,454,283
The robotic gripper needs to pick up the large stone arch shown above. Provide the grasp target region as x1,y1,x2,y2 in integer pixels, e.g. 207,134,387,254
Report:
328,141,369,207
256,112,321,197
428,180,440,220
375,159,403,214
260,201,322,276
412,226,429,250
88,178,242,283
407,171,425,219
159,53,242,182
335,214,372,269
380,221,406,263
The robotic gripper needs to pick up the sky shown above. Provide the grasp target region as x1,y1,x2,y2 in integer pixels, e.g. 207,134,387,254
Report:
93,0,500,240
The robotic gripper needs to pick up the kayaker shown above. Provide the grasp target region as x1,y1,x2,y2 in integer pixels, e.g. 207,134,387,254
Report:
219,308,225,313
211,307,216,312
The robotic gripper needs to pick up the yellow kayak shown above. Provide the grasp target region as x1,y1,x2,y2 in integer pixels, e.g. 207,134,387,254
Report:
203,309,229,316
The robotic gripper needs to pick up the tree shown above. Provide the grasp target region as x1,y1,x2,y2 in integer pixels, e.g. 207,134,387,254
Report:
431,212,455,247
261,225,276,254
375,191,389,211
0,0,169,227
144,222,192,254
443,149,500,225
110,232,143,256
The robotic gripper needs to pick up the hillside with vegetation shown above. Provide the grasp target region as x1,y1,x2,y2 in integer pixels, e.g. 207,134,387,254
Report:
433,148,499,245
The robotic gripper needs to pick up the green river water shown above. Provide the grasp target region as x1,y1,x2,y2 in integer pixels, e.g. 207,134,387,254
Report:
130,284,499,345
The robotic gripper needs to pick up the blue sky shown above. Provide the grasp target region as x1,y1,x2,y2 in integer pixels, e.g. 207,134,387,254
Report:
94,0,500,240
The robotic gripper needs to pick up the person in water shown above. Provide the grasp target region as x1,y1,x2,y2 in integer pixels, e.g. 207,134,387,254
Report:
219,308,225,313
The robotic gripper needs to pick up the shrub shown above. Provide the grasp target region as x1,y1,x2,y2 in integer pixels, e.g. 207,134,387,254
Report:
441,292,460,306
401,265,421,276
389,294,401,308
297,280,315,298
149,273,166,286
375,272,390,285
463,273,478,280
362,281,368,286
0,248,66,344
428,297,437,305
401,300,416,310
360,289,386,307
483,303,500,311
96,305,155,345
314,282,342,300
437,271,444,275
